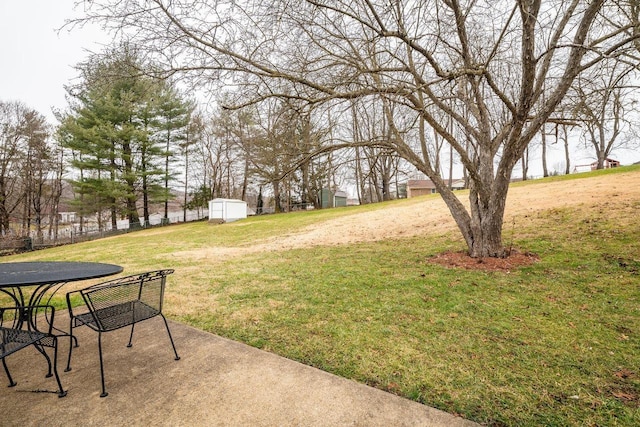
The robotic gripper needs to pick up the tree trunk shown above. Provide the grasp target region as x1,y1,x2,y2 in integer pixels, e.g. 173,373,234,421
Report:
355,148,364,205
300,161,310,209
467,185,508,258
381,167,391,202
122,139,140,226
256,186,263,214
164,126,171,220
126,195,140,226
422,145,512,258
142,178,150,225
110,201,117,230
541,128,548,177
448,144,453,190
562,125,571,175
0,179,9,234
183,146,189,222
273,180,282,213
241,157,249,201
521,147,529,181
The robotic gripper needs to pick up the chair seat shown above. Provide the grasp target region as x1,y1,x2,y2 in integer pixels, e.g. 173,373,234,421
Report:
1,305,66,397
1,326,49,357
73,301,160,332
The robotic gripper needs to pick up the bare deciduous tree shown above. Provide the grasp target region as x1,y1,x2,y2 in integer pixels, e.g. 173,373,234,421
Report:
0,101,56,239
571,61,638,168
0,101,25,235
349,98,407,203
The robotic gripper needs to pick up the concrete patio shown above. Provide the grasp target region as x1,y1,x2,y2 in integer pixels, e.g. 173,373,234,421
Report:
1,317,479,426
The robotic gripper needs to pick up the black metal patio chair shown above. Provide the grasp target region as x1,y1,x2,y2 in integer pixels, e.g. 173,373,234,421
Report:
65,269,180,397
0,305,67,397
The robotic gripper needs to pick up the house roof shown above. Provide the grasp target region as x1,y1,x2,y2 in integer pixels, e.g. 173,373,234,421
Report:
590,158,619,165
407,179,465,189
407,179,437,189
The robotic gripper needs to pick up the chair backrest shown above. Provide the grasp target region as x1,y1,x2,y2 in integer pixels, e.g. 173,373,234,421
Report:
80,270,174,331
0,306,23,331
0,305,54,331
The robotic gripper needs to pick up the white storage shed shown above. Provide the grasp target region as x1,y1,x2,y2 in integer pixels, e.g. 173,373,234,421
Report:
208,198,247,223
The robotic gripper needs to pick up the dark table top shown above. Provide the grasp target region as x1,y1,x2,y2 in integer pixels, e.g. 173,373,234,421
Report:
0,261,123,288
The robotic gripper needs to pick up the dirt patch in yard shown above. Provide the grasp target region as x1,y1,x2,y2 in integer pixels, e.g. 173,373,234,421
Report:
174,170,640,270
265,170,639,250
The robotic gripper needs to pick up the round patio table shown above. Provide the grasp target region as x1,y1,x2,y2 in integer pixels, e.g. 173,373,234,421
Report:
0,261,123,316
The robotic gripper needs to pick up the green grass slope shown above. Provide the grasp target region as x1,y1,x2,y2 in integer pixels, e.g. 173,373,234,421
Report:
4,165,639,426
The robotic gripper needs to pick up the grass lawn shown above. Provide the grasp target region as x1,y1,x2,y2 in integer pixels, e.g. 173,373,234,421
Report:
3,166,639,426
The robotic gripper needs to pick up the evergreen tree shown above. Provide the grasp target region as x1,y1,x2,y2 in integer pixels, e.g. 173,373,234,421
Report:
154,84,193,221
59,47,191,228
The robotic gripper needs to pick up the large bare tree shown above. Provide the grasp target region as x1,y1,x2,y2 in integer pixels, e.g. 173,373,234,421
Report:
74,0,639,257
0,101,57,238
0,101,24,235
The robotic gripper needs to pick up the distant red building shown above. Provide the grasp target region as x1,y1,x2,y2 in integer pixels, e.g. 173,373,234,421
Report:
590,158,620,170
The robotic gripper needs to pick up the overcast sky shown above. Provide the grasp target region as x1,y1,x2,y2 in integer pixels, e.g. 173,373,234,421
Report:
1,1,636,172
0,1,109,121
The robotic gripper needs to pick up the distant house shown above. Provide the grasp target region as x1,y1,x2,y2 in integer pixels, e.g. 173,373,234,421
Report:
573,158,621,173
591,158,620,170
58,212,77,223
406,179,465,197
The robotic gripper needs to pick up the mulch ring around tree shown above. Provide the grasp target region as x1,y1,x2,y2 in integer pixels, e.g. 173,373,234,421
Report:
427,249,540,272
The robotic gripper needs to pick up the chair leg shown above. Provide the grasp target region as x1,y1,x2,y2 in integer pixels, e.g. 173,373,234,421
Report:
161,314,180,361
65,320,75,372
51,337,67,398
97,332,108,398
33,343,54,378
2,358,17,387
127,323,135,348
